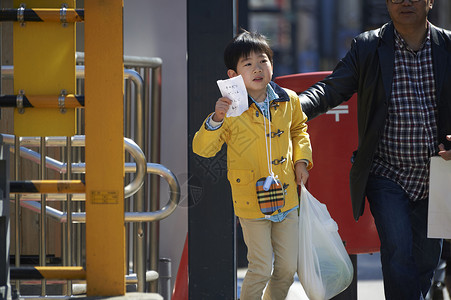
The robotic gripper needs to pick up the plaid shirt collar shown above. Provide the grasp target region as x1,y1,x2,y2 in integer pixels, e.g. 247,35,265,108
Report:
394,22,431,53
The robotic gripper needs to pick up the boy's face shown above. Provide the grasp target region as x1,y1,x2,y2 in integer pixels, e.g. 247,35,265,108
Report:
227,51,273,100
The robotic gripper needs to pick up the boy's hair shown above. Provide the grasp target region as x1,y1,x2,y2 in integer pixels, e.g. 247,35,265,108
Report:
224,30,273,71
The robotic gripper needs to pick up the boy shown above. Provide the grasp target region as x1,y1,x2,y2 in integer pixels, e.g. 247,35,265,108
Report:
192,30,313,300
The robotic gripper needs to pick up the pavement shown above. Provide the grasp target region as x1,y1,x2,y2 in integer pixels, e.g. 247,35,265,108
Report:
70,294,163,300
13,252,450,299
77,294,163,300
238,252,451,300
290,253,386,299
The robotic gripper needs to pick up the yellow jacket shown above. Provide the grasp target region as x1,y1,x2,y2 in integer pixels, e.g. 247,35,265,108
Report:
192,82,313,219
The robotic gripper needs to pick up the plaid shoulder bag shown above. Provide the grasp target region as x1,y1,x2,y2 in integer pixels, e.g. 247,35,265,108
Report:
256,177,285,215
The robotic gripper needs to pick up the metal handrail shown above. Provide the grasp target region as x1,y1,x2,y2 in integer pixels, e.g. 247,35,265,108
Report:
1,134,146,198
1,64,148,81
2,53,165,293
18,161,180,223
2,133,180,222
1,65,13,78
75,52,162,68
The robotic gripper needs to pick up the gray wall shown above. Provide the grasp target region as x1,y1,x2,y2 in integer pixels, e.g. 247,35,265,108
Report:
124,0,188,292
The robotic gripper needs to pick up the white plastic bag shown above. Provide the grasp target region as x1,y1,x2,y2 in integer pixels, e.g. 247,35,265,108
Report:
297,183,354,300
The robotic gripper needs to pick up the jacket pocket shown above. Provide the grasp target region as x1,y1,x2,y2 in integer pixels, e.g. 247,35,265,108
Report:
227,169,255,199
228,169,255,185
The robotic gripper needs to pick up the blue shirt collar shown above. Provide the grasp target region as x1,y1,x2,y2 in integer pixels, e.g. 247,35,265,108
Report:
249,84,279,104
247,81,290,108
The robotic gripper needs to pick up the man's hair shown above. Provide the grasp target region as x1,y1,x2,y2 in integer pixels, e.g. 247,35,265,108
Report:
224,30,274,71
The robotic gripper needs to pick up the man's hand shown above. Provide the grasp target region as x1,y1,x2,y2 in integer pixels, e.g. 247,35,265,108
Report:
295,161,309,186
438,135,451,161
212,97,232,122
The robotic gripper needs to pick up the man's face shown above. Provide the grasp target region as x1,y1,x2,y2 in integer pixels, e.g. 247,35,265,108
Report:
386,0,434,29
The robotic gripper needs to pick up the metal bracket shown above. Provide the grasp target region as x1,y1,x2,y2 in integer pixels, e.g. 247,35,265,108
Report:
272,156,287,165
18,4,26,27
270,102,280,110
60,4,68,27
267,129,284,138
58,90,67,114
16,90,25,114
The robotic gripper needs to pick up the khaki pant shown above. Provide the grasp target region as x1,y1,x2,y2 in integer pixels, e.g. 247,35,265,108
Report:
239,210,299,300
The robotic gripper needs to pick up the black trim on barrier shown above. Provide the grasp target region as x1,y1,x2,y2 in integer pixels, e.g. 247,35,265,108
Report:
0,95,84,108
0,95,32,107
76,95,84,106
77,9,84,19
0,9,85,22
10,267,43,280
0,9,41,22
9,266,87,280
10,181,38,193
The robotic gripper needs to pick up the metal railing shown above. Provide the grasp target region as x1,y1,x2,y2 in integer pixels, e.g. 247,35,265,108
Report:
3,134,179,297
3,135,146,199
1,53,171,297
2,134,180,224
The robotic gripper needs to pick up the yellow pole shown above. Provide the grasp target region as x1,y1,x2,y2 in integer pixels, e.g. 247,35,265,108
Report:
84,0,125,296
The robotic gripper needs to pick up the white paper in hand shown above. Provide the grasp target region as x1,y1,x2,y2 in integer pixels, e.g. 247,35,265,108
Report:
216,75,249,117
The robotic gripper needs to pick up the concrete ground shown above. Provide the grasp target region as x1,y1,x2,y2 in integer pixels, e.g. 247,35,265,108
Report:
12,252,450,299
285,253,385,300
238,252,451,300
75,293,163,300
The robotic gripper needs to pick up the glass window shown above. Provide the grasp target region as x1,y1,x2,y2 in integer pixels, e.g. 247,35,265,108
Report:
249,0,290,10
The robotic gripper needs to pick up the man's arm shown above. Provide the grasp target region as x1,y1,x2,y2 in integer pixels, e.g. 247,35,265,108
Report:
299,39,360,120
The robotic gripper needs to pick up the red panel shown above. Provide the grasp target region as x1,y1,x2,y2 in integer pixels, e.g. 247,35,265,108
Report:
275,72,380,254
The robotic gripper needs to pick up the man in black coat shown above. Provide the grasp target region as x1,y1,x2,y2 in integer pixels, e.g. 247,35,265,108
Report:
299,0,451,299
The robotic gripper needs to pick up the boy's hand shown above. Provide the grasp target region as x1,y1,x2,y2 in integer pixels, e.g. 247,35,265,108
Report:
438,135,451,161
295,161,309,186
212,97,232,122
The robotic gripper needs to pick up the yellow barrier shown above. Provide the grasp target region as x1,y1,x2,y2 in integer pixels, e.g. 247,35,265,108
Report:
12,0,127,295
13,0,76,137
